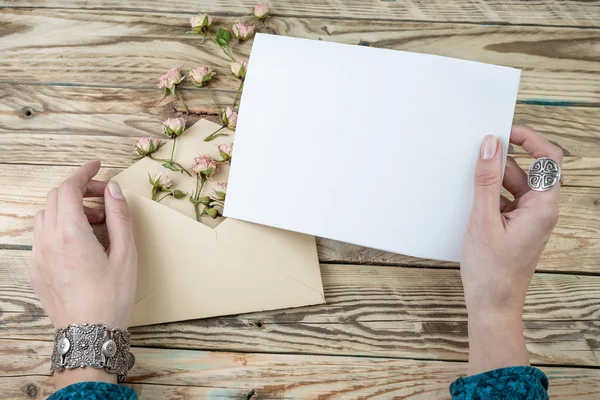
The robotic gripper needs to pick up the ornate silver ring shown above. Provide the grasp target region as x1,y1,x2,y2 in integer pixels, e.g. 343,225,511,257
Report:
528,157,563,192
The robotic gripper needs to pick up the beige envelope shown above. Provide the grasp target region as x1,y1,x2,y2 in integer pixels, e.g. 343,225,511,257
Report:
112,119,324,327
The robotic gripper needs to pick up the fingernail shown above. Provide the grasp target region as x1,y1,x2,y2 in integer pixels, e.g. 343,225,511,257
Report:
108,181,124,199
481,135,498,160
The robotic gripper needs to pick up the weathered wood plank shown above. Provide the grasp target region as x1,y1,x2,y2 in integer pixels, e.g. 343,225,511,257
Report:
2,10,600,102
3,0,600,27
0,377,250,400
1,164,598,272
2,250,599,365
2,340,600,399
2,84,600,156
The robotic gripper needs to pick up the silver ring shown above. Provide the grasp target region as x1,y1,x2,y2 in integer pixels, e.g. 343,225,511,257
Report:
528,157,563,191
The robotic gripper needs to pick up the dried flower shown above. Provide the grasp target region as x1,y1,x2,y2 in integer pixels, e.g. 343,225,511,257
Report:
232,23,255,41
220,107,238,130
230,60,248,79
253,3,270,20
189,13,212,33
134,137,163,158
162,117,186,138
191,154,218,177
188,66,215,87
216,182,228,191
218,143,233,161
158,67,185,96
149,172,173,189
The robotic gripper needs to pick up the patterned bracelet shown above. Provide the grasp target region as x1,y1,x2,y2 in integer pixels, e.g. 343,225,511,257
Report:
50,323,135,382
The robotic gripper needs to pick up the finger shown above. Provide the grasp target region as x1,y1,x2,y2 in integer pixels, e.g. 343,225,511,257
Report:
44,188,58,229
33,210,44,244
84,180,107,198
104,181,136,263
510,125,564,166
510,126,563,201
83,206,106,224
471,135,504,222
58,161,102,223
500,195,511,211
503,156,529,198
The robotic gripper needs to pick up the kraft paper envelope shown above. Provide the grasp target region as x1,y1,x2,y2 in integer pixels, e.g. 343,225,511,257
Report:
225,34,521,263
111,119,324,327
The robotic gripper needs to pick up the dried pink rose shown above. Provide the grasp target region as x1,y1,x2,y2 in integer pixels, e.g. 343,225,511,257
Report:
191,154,218,177
218,143,233,160
150,172,173,189
189,13,212,31
220,107,238,130
188,66,215,87
230,60,248,79
253,3,269,20
216,182,228,191
162,117,186,138
158,67,184,92
134,137,163,157
232,23,255,41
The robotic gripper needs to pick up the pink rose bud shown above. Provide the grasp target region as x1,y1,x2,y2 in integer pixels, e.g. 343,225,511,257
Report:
150,172,173,189
232,23,255,41
158,67,184,91
218,143,233,160
253,3,270,20
162,117,186,138
191,154,219,177
189,13,212,31
134,137,163,157
230,60,248,79
220,107,238,130
188,66,215,87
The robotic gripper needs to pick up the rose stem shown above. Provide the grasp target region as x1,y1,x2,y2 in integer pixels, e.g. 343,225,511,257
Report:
204,126,226,142
176,86,189,114
232,80,244,108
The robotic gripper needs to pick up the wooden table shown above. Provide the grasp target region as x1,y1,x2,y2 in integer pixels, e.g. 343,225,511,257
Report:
1,1,599,398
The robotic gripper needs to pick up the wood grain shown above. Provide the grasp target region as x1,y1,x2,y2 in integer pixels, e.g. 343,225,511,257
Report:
1,339,599,399
2,9,600,102
1,164,599,272
3,0,600,27
0,377,251,400
2,84,600,156
2,250,599,366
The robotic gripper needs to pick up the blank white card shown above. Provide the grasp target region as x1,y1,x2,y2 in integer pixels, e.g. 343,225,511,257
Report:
225,34,521,262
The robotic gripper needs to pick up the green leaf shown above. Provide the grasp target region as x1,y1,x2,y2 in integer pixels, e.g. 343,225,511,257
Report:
173,190,187,199
214,190,226,200
206,207,218,219
148,173,154,185
162,162,178,172
199,196,211,206
216,28,232,45
151,186,158,200
169,86,176,96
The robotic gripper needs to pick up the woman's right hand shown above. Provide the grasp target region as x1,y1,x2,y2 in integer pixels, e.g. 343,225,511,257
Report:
461,126,563,374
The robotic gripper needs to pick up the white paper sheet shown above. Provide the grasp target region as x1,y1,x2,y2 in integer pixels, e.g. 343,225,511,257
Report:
225,34,521,262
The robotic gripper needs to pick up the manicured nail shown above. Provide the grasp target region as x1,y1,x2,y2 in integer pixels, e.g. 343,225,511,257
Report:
108,181,124,199
481,135,498,160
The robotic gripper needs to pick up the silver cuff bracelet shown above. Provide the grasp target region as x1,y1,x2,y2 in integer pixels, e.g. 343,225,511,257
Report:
50,323,135,382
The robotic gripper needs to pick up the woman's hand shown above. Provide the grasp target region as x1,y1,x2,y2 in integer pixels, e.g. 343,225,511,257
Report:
461,126,562,374
31,161,137,387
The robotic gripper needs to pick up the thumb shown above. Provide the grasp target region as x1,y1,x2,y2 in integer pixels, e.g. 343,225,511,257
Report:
472,135,503,220
105,181,135,261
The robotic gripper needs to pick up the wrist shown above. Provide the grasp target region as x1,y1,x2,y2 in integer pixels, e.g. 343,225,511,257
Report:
467,311,529,375
55,368,117,390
